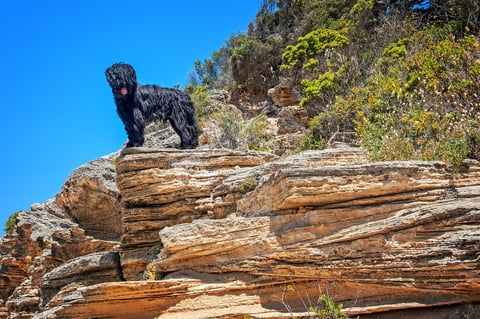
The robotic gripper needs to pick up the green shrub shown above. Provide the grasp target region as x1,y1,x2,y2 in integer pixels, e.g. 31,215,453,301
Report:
382,38,411,60
354,26,480,167
148,243,163,255
239,114,275,152
240,173,260,193
212,111,279,153
213,108,243,149
4,211,20,232
295,133,327,153
308,294,349,319
281,28,348,70
300,71,335,106
231,36,263,58
296,94,358,151
188,85,211,118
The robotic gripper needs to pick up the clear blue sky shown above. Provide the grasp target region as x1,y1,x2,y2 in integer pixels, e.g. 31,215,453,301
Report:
0,0,261,234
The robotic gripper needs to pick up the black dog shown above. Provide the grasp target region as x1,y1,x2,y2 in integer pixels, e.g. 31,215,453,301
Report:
105,63,198,148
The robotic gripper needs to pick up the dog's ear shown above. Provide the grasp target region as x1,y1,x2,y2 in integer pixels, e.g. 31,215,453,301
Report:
105,66,116,85
105,69,112,84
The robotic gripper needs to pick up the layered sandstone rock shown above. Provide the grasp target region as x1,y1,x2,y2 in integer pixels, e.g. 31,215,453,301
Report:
268,81,302,107
0,158,120,318
276,105,309,135
1,147,479,319
116,147,278,280
55,156,122,241
154,157,480,317
39,251,122,308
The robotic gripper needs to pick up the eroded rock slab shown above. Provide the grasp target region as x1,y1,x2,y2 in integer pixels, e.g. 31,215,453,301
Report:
0,199,119,317
32,280,284,319
116,147,278,280
154,157,480,316
116,148,480,317
39,251,122,307
56,156,121,241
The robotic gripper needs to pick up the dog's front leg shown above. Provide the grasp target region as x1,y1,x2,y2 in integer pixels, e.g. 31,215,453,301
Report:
127,108,145,147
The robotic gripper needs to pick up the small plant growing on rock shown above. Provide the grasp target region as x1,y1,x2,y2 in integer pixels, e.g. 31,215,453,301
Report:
239,114,276,152
148,243,163,255
146,262,163,281
214,107,243,149
4,211,20,232
240,173,260,193
308,294,349,319
281,283,356,319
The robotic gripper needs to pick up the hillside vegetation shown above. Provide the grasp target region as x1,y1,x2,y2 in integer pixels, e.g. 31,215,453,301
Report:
188,0,480,166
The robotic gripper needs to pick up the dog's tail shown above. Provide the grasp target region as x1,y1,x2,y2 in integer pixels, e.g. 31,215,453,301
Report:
168,90,199,149
173,105,199,149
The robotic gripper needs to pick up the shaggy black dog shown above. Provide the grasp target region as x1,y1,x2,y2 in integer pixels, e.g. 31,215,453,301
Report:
105,63,198,148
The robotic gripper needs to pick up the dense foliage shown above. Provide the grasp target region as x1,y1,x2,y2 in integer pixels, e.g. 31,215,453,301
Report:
188,0,480,166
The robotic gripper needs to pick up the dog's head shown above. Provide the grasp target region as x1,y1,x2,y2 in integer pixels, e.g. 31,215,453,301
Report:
105,63,137,97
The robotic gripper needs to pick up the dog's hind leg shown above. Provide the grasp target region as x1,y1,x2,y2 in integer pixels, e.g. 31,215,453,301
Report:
168,106,198,149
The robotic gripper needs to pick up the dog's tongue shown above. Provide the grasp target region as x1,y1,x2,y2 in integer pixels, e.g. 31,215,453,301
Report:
121,88,128,95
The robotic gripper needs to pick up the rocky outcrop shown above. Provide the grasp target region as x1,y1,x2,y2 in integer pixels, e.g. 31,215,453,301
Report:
55,156,121,241
276,105,309,134
0,159,120,318
268,81,302,107
154,154,480,317
156,159,480,316
39,251,122,308
1,147,479,318
115,148,279,281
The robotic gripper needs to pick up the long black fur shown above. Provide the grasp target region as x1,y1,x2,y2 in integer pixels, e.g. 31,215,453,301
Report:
105,63,198,148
